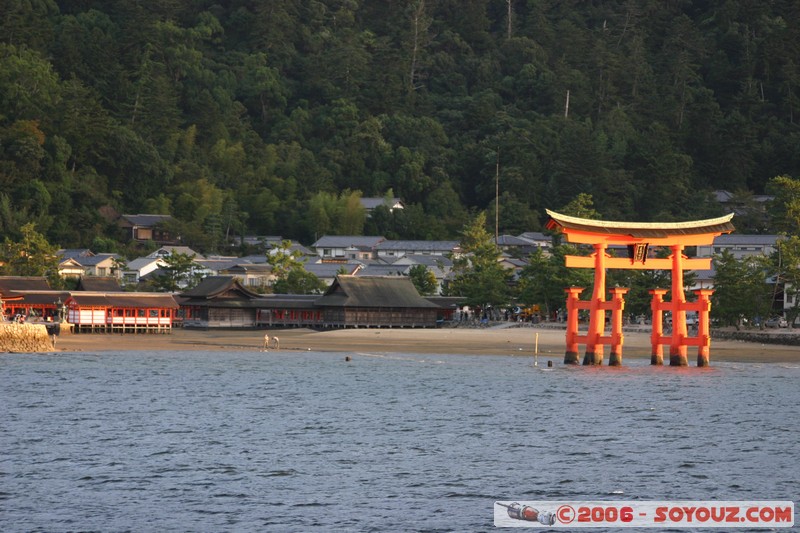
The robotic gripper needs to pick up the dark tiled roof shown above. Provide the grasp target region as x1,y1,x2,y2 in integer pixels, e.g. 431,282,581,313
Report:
180,276,262,299
311,235,385,249
0,276,51,291
120,214,173,226
74,253,119,267
68,292,179,308
5,290,70,305
316,276,437,308
77,277,122,291
375,240,459,252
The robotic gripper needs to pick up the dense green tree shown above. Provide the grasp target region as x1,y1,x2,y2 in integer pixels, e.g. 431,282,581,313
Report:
766,175,800,235
446,211,512,310
0,222,61,287
1,1,800,254
149,252,200,292
770,236,800,328
711,250,772,329
408,264,437,296
273,267,327,295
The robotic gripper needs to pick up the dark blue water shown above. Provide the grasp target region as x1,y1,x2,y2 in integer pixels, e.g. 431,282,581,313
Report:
2,351,798,532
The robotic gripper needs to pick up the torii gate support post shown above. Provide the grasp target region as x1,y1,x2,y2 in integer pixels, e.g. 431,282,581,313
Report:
669,245,689,366
649,289,668,365
694,289,714,367
564,287,584,364
584,243,607,366
608,288,629,366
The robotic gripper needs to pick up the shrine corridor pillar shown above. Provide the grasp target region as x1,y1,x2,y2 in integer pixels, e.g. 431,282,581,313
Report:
583,243,607,365
670,245,689,366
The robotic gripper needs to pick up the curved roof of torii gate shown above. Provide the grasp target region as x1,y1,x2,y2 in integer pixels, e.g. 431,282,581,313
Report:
545,209,735,246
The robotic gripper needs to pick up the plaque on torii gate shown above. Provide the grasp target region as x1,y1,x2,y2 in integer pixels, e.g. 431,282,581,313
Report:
545,210,735,367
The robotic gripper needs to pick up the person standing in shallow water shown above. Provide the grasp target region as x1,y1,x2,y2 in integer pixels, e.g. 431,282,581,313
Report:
263,333,270,351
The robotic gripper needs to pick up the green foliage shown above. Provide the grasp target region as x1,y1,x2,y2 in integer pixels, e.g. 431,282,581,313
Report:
149,252,200,292
447,212,512,308
710,250,772,329
766,175,800,235
408,264,437,296
1,3,800,253
272,268,327,295
0,222,61,287
770,236,800,328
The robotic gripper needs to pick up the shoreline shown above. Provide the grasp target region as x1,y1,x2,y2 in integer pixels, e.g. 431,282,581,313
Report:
48,325,800,364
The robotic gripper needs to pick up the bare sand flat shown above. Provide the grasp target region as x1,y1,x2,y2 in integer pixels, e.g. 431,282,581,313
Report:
52,325,800,364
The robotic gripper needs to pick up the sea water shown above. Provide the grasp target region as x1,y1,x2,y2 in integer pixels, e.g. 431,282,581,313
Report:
1,351,798,532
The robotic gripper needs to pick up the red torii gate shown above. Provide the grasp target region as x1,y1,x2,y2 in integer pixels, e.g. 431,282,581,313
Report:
545,210,735,367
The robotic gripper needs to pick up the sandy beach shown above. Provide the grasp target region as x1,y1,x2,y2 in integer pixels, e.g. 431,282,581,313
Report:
51,324,800,364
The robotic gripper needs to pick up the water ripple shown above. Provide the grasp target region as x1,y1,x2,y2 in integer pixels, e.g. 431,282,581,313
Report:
2,352,799,532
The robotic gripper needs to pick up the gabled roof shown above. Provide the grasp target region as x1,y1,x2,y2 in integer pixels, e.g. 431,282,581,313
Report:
119,214,174,227
355,264,409,277
375,240,459,252
124,257,165,271
76,277,122,291
392,254,453,267
74,253,120,267
303,262,361,279
148,246,202,259
360,197,404,210
179,276,263,300
706,234,783,246
194,258,243,272
4,290,70,305
516,232,552,243
495,235,533,246
316,275,438,308
67,292,179,309
58,248,94,260
311,235,385,249
223,264,274,274
0,276,51,291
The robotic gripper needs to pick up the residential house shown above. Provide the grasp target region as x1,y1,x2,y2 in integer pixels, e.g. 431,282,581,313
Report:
374,240,460,261
121,257,165,286
76,253,121,278
118,214,177,244
303,262,362,287
311,236,385,262
58,257,86,279
695,234,783,260
495,234,543,257
360,197,405,214
515,231,553,252
220,263,275,289
147,246,202,259
193,257,243,278
391,254,453,295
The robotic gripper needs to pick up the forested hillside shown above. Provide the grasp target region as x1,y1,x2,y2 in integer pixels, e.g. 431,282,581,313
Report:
2,0,799,253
